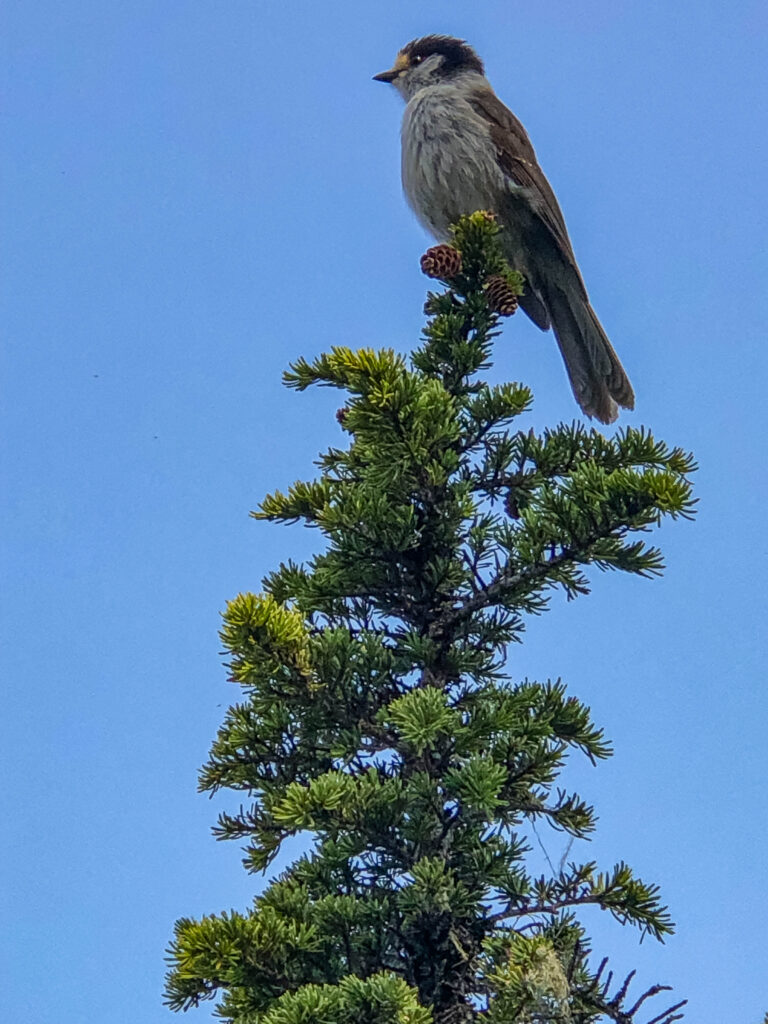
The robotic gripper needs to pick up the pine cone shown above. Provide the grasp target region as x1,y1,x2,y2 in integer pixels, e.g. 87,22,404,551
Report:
484,275,519,316
504,491,521,520
420,244,463,279
336,406,350,428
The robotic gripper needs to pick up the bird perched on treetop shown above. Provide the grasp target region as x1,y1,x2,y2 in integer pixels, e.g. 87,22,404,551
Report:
374,35,634,423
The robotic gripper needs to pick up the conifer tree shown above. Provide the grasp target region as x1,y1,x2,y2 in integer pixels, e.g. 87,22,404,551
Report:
165,213,694,1024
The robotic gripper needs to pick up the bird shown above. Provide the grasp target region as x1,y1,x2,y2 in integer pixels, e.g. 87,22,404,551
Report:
374,35,634,423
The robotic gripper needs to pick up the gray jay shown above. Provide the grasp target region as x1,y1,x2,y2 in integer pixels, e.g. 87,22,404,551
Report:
375,35,634,423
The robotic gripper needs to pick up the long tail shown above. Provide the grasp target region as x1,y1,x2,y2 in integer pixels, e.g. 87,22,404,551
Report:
544,282,635,424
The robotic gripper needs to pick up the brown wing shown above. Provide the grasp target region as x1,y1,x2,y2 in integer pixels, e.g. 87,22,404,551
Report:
469,87,587,295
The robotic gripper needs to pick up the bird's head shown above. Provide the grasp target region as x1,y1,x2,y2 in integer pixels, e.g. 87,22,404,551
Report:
374,36,485,99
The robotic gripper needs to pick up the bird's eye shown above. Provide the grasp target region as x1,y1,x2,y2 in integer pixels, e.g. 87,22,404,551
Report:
412,55,423,64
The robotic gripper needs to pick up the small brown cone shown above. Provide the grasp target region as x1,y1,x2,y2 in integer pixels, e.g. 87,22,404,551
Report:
504,491,521,520
420,244,463,280
485,275,519,316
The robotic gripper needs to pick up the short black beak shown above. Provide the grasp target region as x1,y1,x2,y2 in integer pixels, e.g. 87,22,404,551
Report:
373,69,398,83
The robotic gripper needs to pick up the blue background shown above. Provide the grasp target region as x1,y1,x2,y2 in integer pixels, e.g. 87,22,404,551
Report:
3,2,767,1021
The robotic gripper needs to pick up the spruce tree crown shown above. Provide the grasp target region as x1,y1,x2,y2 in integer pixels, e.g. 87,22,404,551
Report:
165,214,695,1024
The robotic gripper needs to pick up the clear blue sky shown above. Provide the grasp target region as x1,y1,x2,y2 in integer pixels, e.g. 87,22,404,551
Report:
2,2,767,1021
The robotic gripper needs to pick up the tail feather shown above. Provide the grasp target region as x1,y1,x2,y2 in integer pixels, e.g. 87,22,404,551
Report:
545,284,634,424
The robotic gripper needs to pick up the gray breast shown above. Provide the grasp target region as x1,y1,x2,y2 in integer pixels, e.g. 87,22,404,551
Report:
401,83,509,240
